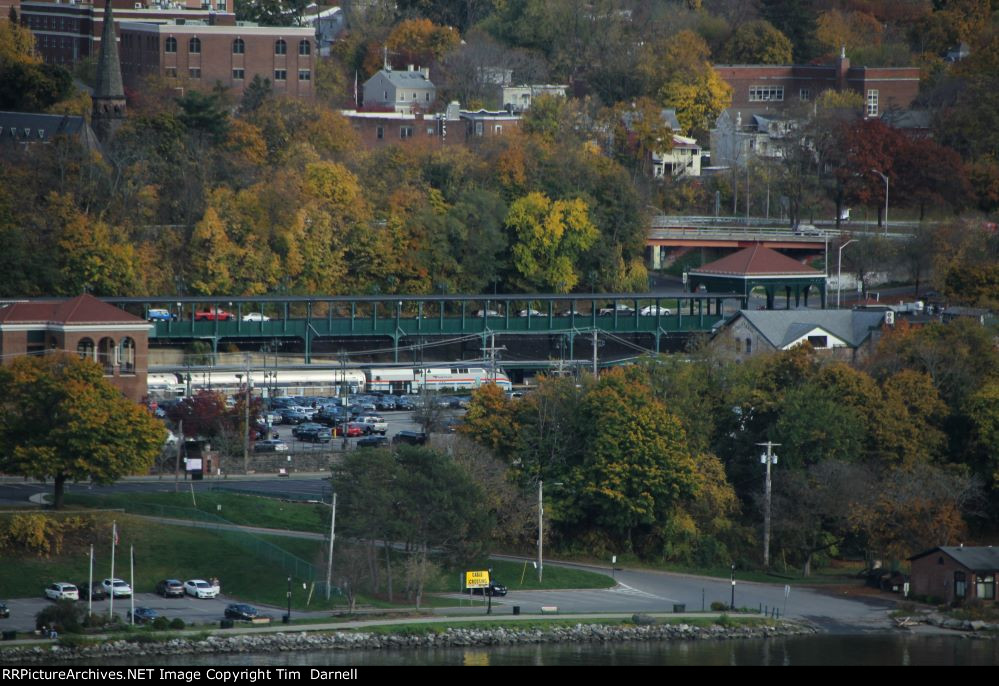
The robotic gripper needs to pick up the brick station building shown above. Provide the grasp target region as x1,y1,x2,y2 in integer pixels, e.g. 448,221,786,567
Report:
0,294,151,402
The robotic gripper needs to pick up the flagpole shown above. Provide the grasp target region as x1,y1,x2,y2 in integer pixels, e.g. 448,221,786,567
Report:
109,520,116,620
129,545,135,625
88,544,93,617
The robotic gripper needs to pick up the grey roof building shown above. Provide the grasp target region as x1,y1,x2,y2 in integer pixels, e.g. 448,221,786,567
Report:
714,309,888,362
0,111,100,150
362,66,436,114
910,546,998,605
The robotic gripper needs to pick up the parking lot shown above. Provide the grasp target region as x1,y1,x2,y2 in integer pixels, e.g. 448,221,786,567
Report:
0,592,303,634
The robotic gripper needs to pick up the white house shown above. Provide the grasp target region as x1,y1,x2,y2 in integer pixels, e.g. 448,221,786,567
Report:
362,65,437,113
710,110,801,167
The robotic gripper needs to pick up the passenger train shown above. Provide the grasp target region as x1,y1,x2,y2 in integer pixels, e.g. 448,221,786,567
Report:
146,366,512,397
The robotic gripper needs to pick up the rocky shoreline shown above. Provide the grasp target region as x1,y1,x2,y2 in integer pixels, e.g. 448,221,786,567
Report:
1,618,815,663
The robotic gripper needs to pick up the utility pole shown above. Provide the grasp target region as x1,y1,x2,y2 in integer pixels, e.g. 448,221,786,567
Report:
480,333,505,385
757,441,780,569
325,492,337,601
174,419,183,492
592,329,599,378
537,480,544,583
242,354,250,475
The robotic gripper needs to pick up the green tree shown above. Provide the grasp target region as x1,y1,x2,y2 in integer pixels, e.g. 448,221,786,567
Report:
0,354,165,509
723,20,794,65
505,191,599,292
759,0,820,62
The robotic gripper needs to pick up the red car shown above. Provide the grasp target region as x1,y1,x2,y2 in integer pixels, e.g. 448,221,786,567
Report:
194,308,235,321
334,424,365,437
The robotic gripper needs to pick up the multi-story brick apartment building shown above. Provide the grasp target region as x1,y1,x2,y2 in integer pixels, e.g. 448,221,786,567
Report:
342,101,521,149
19,0,235,66
118,19,316,101
715,49,920,118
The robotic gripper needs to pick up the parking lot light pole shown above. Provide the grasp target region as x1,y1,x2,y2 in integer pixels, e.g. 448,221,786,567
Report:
870,169,889,235
730,565,736,611
837,239,858,309
325,492,337,601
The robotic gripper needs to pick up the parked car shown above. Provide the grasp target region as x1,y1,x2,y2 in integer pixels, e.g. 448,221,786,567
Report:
463,581,508,597
193,308,235,321
254,439,289,453
224,604,260,621
241,312,270,322
44,583,79,601
599,304,635,315
76,582,107,601
146,308,175,321
292,422,326,438
392,431,428,446
474,309,501,317
357,415,388,435
0,601,9,618
184,579,220,599
559,308,584,317
155,579,185,598
102,578,132,598
298,427,332,443
640,305,672,316
334,424,365,438
518,308,543,317
357,435,389,448
375,397,398,411
127,607,159,624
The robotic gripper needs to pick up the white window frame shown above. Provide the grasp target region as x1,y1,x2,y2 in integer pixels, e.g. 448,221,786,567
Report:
867,89,879,117
749,86,784,102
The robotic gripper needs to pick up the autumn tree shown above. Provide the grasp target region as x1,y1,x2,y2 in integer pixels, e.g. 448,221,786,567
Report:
505,191,599,292
759,0,821,62
0,354,165,509
722,20,793,65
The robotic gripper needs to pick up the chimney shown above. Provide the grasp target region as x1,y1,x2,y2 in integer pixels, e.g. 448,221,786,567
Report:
407,64,415,72
836,47,850,91
421,66,430,79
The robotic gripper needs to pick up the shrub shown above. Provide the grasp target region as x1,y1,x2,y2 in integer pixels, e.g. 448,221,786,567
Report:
715,614,735,627
152,616,170,630
169,618,186,630
36,601,84,634
710,601,728,612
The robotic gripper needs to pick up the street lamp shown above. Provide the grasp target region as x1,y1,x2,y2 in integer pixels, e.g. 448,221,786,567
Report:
837,239,858,309
870,169,889,235
537,480,564,583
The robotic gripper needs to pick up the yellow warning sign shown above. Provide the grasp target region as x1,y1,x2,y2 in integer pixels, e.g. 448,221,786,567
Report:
465,570,490,588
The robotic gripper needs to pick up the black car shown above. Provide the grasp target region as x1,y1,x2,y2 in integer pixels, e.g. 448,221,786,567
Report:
0,601,9,618
299,427,333,443
224,603,260,621
155,579,184,597
128,607,159,624
464,582,508,597
392,431,428,446
357,435,390,448
77,582,107,601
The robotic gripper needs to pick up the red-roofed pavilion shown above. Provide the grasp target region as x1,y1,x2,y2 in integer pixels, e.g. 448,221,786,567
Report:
688,244,827,309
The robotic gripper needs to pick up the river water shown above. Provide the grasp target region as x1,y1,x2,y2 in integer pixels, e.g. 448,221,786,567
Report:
80,634,997,666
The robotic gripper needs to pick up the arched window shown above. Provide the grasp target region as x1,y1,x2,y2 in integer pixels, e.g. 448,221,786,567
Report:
745,338,753,354
232,38,245,54
165,36,177,53
77,338,95,361
189,37,201,54
97,337,116,375
119,338,136,374
275,39,287,55
298,39,310,56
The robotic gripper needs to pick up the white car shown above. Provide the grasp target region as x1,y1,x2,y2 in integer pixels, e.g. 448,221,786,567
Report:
640,305,673,316
185,579,220,599
474,309,501,317
518,309,543,317
242,312,270,322
102,578,132,598
357,415,388,435
44,582,79,601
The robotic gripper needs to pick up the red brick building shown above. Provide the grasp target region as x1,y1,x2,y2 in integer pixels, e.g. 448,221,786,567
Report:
342,103,521,150
119,20,316,101
19,0,235,66
715,50,920,118
909,546,999,605
0,294,152,402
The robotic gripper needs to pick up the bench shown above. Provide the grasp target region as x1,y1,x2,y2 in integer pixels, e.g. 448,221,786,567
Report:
540,606,559,615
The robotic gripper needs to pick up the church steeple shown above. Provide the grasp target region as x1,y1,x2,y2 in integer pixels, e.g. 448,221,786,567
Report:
92,0,126,141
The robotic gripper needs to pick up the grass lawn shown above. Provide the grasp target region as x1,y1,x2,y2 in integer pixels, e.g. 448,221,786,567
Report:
61,491,328,534
436,558,614,593
0,515,341,611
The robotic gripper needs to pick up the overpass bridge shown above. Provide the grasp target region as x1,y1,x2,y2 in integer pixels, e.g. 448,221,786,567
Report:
107,292,742,366
645,215,914,269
